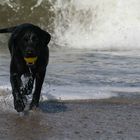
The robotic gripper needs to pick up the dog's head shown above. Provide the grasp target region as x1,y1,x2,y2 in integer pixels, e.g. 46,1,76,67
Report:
16,27,51,66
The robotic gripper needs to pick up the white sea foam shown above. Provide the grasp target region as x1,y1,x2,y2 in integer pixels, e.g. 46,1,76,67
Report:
52,0,140,50
0,0,140,50
0,85,14,112
42,86,117,101
31,0,43,10
1,83,140,112
0,85,116,103
42,86,140,101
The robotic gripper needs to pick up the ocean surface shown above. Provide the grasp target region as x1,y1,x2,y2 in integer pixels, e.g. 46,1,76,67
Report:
0,0,140,111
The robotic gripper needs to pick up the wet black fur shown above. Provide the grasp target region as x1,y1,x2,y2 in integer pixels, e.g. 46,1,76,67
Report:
0,23,51,112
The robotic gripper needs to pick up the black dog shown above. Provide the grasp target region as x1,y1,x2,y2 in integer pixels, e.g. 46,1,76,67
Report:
0,23,51,112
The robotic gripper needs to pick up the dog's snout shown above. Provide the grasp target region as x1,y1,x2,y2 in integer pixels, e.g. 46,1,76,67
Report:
25,48,36,57
26,48,33,54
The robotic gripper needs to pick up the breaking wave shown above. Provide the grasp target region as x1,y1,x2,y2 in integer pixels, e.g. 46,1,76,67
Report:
0,0,140,50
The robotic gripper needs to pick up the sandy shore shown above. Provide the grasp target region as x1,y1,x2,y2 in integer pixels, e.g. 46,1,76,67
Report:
0,97,140,140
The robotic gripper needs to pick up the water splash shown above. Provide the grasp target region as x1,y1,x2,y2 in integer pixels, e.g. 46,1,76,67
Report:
0,0,140,50
52,0,140,50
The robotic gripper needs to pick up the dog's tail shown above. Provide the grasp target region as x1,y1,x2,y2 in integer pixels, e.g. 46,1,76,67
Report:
0,26,17,33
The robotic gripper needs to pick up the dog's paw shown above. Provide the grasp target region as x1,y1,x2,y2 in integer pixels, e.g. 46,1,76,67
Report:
29,101,39,110
14,98,25,112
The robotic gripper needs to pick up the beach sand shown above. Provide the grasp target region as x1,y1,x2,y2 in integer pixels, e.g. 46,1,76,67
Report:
0,97,140,140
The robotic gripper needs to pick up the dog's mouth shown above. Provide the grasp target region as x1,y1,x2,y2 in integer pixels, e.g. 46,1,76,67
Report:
24,57,38,66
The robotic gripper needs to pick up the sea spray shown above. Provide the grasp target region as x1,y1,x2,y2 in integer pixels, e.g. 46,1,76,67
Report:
52,0,140,50
0,0,140,50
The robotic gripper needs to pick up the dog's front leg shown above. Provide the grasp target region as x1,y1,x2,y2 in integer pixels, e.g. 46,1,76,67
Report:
10,73,25,112
30,69,46,109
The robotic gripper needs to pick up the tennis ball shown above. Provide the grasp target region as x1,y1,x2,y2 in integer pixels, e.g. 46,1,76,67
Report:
24,57,37,64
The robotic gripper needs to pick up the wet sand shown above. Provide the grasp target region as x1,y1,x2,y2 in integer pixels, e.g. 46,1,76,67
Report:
0,98,140,140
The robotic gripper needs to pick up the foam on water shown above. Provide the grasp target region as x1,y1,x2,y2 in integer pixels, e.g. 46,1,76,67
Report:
1,83,140,112
52,0,140,50
0,0,140,50
42,86,117,101
0,84,117,112
0,85,14,112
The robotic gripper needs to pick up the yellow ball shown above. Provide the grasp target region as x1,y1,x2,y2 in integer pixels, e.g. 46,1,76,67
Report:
24,57,37,64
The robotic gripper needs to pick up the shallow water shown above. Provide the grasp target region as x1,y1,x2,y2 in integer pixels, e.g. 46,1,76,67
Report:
0,47,140,106
0,0,140,105
45,49,140,100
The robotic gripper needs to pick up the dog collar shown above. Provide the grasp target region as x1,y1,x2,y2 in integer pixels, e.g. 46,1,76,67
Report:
24,57,38,65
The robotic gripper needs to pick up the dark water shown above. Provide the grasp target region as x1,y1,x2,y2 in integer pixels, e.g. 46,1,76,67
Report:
0,0,53,28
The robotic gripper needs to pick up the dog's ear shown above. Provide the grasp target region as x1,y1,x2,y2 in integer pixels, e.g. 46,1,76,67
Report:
40,30,51,46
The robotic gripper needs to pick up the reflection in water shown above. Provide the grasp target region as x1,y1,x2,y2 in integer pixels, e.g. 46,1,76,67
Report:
12,113,47,140
0,101,68,140
1,112,50,140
